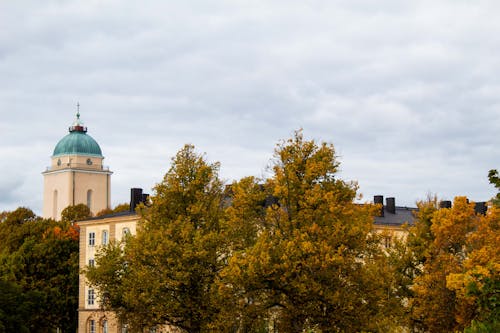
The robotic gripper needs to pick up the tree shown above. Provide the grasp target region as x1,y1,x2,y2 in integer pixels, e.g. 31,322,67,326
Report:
96,203,131,217
0,207,40,253
0,208,79,332
488,169,500,207
448,204,500,331
218,131,400,332
60,203,91,222
87,144,226,332
410,197,479,332
0,280,32,333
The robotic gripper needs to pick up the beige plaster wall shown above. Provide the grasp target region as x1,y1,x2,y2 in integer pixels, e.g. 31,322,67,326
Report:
42,155,111,220
51,155,104,170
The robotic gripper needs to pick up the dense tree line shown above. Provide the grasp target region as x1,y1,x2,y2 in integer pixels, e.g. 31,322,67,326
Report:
389,196,499,332
0,203,132,332
0,206,84,332
87,131,499,332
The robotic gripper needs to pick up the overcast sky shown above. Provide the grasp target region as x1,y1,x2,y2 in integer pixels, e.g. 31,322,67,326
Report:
1,0,500,214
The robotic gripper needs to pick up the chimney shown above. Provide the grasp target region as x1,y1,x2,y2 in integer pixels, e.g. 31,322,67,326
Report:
374,195,384,217
439,200,452,209
130,188,143,212
474,202,487,215
142,193,149,205
386,197,396,214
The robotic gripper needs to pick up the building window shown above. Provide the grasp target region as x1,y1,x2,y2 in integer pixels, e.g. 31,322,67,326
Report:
88,259,95,267
122,227,130,238
384,236,392,249
87,189,93,211
89,232,95,246
121,324,129,333
102,230,108,245
102,320,108,333
88,288,95,305
89,319,95,333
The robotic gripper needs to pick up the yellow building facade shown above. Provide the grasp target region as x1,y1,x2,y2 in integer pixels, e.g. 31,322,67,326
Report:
78,213,139,333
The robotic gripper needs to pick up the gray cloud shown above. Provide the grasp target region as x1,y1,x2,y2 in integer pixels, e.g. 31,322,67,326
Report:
1,1,499,213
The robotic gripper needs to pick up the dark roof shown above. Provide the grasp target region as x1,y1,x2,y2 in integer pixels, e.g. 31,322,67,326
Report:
84,210,137,221
374,206,416,226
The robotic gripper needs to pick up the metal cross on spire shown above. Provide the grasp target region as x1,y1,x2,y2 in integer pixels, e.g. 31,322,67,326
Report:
76,102,80,118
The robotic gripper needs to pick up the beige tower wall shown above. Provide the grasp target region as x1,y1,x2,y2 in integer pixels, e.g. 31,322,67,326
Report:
42,171,72,220
42,155,112,220
74,171,111,215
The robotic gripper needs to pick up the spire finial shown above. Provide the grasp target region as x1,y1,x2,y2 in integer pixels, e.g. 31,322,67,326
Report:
69,103,87,133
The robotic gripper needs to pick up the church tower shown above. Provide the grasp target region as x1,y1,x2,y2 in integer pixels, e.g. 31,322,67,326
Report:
42,111,112,220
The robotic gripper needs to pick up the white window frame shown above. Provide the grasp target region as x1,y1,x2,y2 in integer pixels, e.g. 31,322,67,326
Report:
88,288,95,305
89,232,95,246
89,319,95,333
102,230,108,245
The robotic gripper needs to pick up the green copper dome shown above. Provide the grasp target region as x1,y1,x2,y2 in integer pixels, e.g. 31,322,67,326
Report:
52,112,103,157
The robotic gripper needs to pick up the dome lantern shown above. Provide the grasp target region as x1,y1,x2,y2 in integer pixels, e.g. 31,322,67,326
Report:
69,109,87,133
52,109,103,157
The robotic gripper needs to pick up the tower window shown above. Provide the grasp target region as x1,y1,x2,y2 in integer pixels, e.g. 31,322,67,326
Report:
53,190,58,220
384,236,392,249
89,232,95,246
88,259,95,267
87,190,93,211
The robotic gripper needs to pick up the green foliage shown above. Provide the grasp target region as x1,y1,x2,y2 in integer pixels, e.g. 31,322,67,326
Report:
464,320,500,333
112,203,131,213
0,280,32,333
0,208,79,332
96,203,131,217
61,203,91,222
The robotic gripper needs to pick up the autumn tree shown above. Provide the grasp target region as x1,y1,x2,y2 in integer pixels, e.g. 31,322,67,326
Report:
407,195,499,332
217,131,401,332
488,169,500,207
447,205,500,331
87,144,226,332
